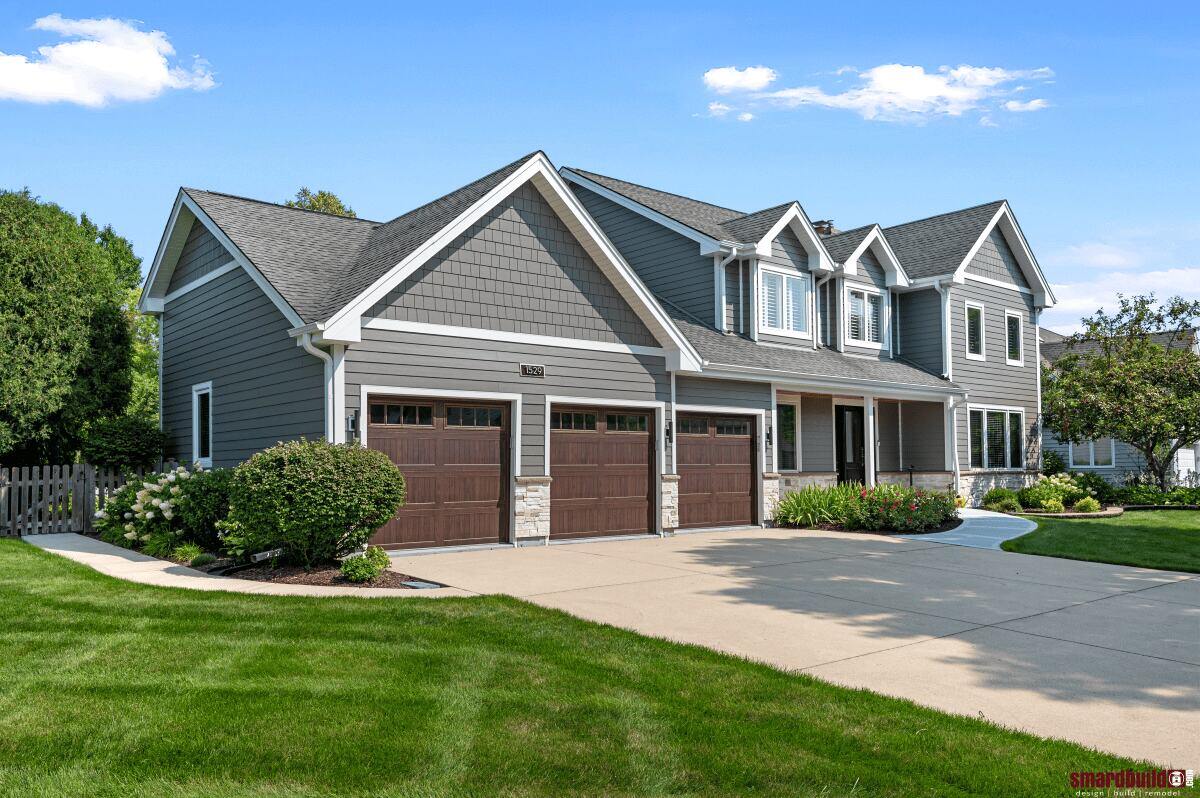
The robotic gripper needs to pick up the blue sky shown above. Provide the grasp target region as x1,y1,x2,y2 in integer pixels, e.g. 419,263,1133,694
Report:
1,1,1197,332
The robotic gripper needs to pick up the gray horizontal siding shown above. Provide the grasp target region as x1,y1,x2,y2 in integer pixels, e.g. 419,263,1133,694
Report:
877,401,900,471
900,400,945,471
368,183,655,347
1042,431,1144,483
950,281,1039,471
724,260,748,334
162,266,325,467
167,220,232,293
573,185,715,325
346,327,670,475
675,376,773,466
897,288,943,375
966,228,1030,289
799,394,834,472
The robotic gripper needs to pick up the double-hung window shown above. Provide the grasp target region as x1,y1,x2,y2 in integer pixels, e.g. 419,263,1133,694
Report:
1005,310,1023,365
1070,439,1115,468
968,407,1024,470
965,302,985,360
760,270,809,336
192,381,213,468
846,287,883,346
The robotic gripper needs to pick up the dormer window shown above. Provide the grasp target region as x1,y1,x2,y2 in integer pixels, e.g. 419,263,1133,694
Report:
846,286,883,346
759,269,809,336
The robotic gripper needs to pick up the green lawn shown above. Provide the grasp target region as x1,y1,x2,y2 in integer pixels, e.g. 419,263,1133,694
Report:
0,540,1153,798
1004,509,1200,573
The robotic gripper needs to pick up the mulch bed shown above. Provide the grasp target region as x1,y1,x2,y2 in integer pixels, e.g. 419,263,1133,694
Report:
782,517,964,535
231,562,428,589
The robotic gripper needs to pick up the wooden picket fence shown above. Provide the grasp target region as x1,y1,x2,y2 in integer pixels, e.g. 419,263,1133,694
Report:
0,465,149,537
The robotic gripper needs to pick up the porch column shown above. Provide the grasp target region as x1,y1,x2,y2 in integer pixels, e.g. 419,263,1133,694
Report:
863,394,876,487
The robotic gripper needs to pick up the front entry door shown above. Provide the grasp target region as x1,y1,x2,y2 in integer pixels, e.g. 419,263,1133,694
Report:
835,406,866,484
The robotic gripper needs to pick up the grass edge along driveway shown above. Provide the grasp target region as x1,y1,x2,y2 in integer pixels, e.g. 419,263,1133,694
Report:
1003,509,1200,573
0,539,1160,798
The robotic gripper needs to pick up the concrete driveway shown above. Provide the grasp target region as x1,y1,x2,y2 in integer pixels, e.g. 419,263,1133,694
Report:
402,527,1200,765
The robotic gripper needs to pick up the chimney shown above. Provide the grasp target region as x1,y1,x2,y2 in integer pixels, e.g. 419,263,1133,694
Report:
812,219,835,236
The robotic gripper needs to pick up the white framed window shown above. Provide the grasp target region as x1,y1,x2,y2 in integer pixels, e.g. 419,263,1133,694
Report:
1070,439,1115,468
191,381,213,468
777,402,799,471
1005,310,1023,366
965,302,986,361
968,405,1024,470
759,269,809,338
845,284,884,348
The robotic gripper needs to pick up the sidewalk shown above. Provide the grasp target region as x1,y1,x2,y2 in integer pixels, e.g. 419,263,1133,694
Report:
24,533,473,598
899,507,1037,550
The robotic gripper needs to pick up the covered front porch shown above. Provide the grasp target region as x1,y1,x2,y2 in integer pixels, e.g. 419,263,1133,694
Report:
770,388,957,500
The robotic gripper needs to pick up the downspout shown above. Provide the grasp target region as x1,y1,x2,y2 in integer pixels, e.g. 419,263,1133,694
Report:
813,273,833,350
715,248,739,333
299,332,334,443
935,280,953,380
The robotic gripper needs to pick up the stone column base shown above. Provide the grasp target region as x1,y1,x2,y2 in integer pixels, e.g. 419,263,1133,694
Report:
959,471,1036,506
661,474,680,533
513,476,552,544
762,472,781,526
780,473,838,491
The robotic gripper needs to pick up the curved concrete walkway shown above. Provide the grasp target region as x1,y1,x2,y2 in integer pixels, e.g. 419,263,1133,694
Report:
24,533,472,597
899,507,1037,550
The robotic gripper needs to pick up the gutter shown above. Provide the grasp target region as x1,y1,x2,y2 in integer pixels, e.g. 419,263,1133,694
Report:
298,332,334,443
934,280,953,380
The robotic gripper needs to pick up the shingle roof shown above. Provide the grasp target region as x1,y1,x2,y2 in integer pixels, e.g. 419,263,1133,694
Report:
662,302,957,391
566,168,747,241
183,152,538,323
183,188,377,323
883,200,1004,280
821,224,875,264
718,202,793,244
1041,330,1196,365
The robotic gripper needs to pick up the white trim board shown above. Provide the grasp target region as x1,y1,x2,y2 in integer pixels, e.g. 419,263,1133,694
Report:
560,168,725,255
140,191,304,328
320,154,702,373
361,317,667,358
753,203,835,272
358,385,524,477
842,225,910,288
964,300,986,361
162,260,240,304
952,202,1056,307
1004,309,1025,367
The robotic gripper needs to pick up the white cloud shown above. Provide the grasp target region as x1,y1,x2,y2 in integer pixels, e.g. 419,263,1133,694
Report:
737,112,754,122
1004,98,1049,112
707,101,731,116
1043,268,1200,333
746,63,1052,123
0,14,214,107
703,65,777,94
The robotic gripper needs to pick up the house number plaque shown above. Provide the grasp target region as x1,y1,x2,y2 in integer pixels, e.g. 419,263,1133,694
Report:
519,364,545,378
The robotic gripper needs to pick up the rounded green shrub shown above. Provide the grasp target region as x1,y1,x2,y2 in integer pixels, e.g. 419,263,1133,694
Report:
1073,496,1102,513
223,439,406,567
340,554,383,583
981,487,1019,506
1069,471,1115,505
984,497,1023,514
176,467,233,550
1042,498,1065,513
171,542,203,563
80,415,167,471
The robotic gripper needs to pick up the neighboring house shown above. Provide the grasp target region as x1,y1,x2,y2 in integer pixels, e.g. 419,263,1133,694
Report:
1039,327,1199,483
139,151,1055,550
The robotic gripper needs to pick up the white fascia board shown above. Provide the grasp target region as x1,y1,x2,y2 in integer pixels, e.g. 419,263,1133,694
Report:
849,226,910,288
322,154,702,371
559,167,725,256
953,202,1055,307
139,190,191,314
754,203,835,272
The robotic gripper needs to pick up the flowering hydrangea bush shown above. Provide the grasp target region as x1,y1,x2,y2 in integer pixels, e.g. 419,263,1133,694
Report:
94,465,221,555
1018,473,1096,510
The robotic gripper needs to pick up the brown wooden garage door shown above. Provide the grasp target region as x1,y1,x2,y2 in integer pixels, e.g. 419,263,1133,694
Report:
549,407,655,540
367,397,508,549
677,413,756,529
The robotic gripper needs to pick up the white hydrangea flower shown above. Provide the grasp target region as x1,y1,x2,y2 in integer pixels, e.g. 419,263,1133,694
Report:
143,482,155,491
152,498,162,507
167,473,176,483
162,510,173,520
124,531,138,540
132,503,143,512
125,523,135,532
145,511,154,519
171,486,181,495
95,510,106,519
124,512,132,520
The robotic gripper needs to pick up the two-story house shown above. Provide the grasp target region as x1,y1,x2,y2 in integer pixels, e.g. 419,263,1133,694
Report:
139,151,1055,550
